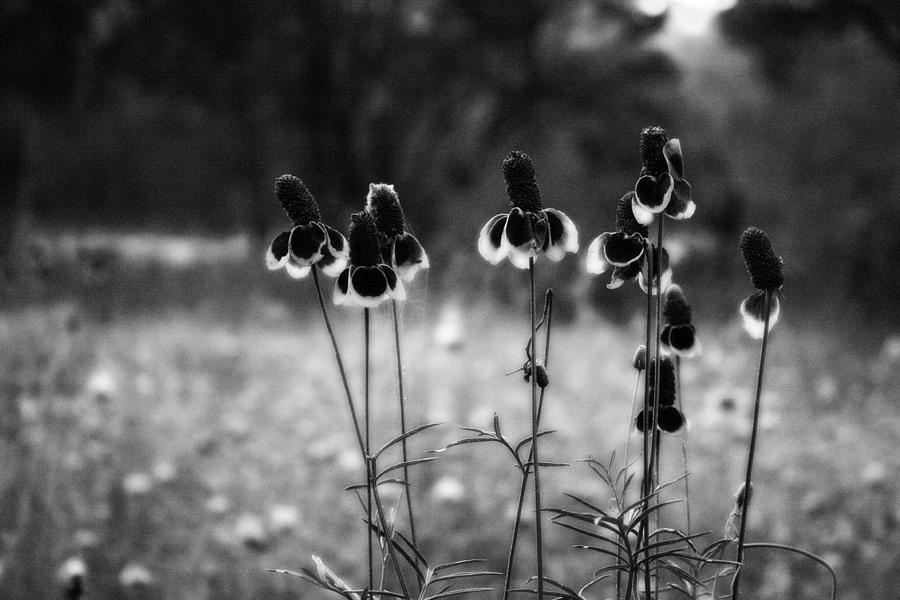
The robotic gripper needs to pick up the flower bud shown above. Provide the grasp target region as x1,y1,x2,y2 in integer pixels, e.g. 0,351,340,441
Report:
740,227,784,291
274,175,320,225
523,360,550,388
632,345,647,371
503,151,543,212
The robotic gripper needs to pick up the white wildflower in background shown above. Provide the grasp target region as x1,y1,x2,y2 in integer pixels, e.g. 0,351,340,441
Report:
119,562,154,587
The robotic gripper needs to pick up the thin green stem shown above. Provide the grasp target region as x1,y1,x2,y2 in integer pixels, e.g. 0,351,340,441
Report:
650,217,665,600
391,299,418,557
365,307,374,592
310,269,372,584
502,290,553,600
674,356,692,538
639,238,654,600
730,290,773,600
529,257,544,600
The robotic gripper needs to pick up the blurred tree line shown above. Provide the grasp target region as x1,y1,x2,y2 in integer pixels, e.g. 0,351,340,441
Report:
1,0,899,327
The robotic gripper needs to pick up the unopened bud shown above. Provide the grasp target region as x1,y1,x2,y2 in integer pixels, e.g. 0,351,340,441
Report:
632,345,647,370
523,360,549,388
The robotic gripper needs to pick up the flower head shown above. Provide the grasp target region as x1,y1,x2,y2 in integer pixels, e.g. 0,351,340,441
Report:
585,192,672,293
632,126,694,224
366,183,429,281
478,151,578,269
739,227,783,338
635,356,685,433
265,175,349,279
661,284,701,357
334,211,405,307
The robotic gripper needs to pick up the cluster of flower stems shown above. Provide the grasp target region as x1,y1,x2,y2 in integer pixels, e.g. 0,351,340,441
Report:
270,134,836,600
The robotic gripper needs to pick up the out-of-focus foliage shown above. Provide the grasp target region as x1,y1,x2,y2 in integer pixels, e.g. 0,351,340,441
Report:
1,0,899,327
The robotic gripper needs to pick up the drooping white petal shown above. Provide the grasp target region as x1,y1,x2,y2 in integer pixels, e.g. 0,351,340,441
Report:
506,245,535,269
543,208,579,262
631,197,656,225
319,255,348,278
284,260,311,279
639,266,673,295
333,268,351,305
389,274,407,301
740,293,780,339
477,214,510,264
265,231,291,270
585,234,611,274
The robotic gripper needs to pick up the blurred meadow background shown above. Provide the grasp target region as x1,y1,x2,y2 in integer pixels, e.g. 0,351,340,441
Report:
1,1,899,599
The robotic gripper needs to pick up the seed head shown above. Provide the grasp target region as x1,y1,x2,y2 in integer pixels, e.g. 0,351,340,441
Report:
639,126,669,177
663,284,692,326
274,175,320,225
348,211,381,267
503,151,543,212
367,183,406,239
648,356,677,406
740,227,784,291
616,192,648,237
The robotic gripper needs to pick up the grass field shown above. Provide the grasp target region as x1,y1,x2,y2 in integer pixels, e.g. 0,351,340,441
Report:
1,241,898,600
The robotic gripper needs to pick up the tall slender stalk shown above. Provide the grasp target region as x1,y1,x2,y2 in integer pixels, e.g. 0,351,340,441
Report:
364,307,374,591
639,238,655,600
650,217,665,600
529,257,545,600
730,290,773,600
502,289,553,600
390,299,418,556
674,356,692,537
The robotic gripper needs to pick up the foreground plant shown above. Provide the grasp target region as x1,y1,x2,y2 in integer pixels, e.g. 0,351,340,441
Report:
367,182,430,553
729,226,783,600
478,150,578,600
264,140,837,600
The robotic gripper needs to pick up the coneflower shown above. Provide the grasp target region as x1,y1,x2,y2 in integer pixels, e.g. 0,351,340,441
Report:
478,151,579,268
265,175,348,279
732,226,783,600
739,226,784,339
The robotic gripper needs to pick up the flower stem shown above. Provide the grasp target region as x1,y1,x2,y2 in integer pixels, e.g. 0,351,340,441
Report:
502,289,554,600
675,356,692,537
390,299,419,558
310,269,372,580
650,217,665,600
730,290,773,600
364,307,374,592
639,238,654,600
529,257,545,600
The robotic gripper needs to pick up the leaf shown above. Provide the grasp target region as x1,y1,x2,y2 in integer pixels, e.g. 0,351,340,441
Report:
525,575,580,598
373,422,444,460
431,437,501,454
573,544,625,563
377,457,437,480
427,571,502,585
514,430,558,456
492,413,502,439
432,559,487,573
562,492,609,516
424,587,495,600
